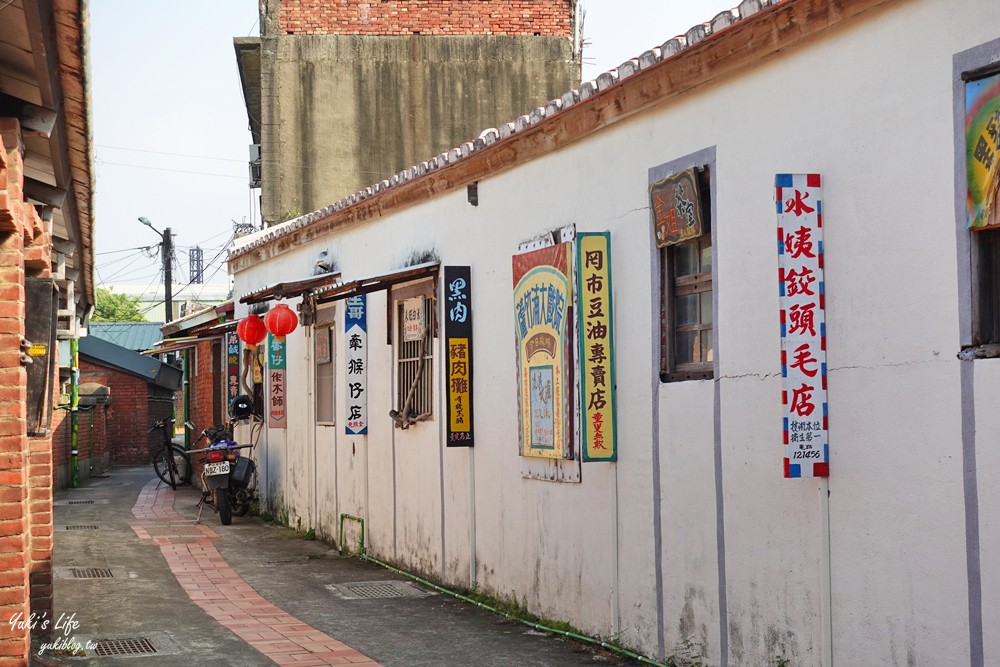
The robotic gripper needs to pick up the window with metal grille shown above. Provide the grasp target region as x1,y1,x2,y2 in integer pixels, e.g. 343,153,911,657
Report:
660,166,714,382
393,287,435,425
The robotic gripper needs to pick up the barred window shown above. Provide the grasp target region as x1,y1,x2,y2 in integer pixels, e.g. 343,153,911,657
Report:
392,279,436,426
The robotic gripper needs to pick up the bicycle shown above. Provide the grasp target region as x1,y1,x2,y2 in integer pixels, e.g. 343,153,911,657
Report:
149,417,191,489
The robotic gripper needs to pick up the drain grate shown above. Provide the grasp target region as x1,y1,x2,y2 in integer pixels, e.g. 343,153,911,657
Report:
93,637,157,656
65,525,99,531
68,500,94,505
327,580,434,600
69,568,114,579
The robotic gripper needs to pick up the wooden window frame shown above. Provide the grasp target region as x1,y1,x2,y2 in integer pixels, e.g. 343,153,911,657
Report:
660,167,714,383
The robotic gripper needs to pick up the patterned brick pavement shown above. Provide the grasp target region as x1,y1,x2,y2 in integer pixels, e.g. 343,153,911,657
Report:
131,479,380,666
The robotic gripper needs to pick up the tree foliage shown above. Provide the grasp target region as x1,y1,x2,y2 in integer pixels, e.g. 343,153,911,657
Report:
93,288,146,322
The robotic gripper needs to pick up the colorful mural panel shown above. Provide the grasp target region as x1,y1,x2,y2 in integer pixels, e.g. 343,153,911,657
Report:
967,71,1000,229
512,243,573,459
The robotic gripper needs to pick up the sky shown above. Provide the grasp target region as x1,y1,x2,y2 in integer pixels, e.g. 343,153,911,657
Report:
90,0,723,296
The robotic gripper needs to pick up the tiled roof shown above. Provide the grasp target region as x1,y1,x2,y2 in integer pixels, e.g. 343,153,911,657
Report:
229,0,776,261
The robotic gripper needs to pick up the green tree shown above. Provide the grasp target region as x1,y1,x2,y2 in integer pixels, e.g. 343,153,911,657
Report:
93,288,146,322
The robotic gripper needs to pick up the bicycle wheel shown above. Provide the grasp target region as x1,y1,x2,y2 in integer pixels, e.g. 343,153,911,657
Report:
216,488,232,525
152,447,190,487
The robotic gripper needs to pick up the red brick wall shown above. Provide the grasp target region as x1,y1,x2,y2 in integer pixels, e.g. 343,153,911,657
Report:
190,340,218,432
79,360,172,465
280,0,573,36
0,119,46,662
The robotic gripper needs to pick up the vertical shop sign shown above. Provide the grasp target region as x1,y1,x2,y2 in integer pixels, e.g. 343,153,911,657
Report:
444,266,474,447
777,173,829,478
576,233,617,462
966,70,1000,229
267,333,287,429
225,332,241,400
345,295,368,435
512,243,573,459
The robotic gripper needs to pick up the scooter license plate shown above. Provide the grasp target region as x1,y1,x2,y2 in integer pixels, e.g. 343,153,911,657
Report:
204,461,230,476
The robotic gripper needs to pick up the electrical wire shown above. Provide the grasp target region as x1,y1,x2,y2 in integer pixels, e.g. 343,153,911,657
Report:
96,144,245,163
98,160,245,180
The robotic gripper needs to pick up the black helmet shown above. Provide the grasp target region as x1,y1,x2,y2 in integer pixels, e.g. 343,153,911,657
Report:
229,394,253,420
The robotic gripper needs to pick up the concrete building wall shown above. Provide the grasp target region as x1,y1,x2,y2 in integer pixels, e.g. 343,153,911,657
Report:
255,0,580,225
260,34,580,224
232,0,1000,664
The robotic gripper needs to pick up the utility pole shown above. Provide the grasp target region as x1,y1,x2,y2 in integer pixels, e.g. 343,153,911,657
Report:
139,217,175,323
163,227,173,322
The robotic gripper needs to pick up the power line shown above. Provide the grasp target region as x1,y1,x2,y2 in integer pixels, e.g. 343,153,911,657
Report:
97,144,245,163
98,160,246,180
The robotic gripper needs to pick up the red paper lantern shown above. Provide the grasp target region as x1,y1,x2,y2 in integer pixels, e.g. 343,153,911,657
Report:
237,313,267,349
264,303,299,340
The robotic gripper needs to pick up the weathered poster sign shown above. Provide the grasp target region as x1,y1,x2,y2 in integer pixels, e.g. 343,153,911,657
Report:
226,332,240,401
445,266,474,447
649,168,704,247
314,327,331,364
577,233,617,462
267,334,287,429
345,295,368,435
777,173,829,478
966,71,1000,229
512,243,572,459
402,296,425,342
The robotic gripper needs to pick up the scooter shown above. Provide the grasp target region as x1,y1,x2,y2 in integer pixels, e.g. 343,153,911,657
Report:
188,424,257,526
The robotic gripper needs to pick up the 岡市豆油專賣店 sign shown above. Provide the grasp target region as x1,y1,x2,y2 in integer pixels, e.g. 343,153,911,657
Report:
577,232,617,462
267,334,286,429
649,168,703,248
345,294,368,436
776,173,829,478
445,266,474,447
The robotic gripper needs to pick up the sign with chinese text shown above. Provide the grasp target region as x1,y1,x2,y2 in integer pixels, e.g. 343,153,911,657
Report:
345,295,368,435
445,266,474,447
577,233,617,462
966,71,1000,229
777,173,829,478
403,296,425,342
649,168,703,247
315,327,331,364
267,334,287,429
226,332,240,401
512,243,572,459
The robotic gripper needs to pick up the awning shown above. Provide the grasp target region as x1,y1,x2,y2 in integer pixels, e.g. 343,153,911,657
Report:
143,338,201,357
314,262,440,304
240,271,342,305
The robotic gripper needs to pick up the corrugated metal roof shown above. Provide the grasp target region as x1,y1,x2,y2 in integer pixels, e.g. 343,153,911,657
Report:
88,322,165,352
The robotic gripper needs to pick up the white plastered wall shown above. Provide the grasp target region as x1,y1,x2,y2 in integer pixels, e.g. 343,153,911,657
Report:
231,1,1000,663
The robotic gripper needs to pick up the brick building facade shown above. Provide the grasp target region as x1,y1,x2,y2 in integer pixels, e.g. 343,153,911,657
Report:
279,0,573,36
0,2,93,662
